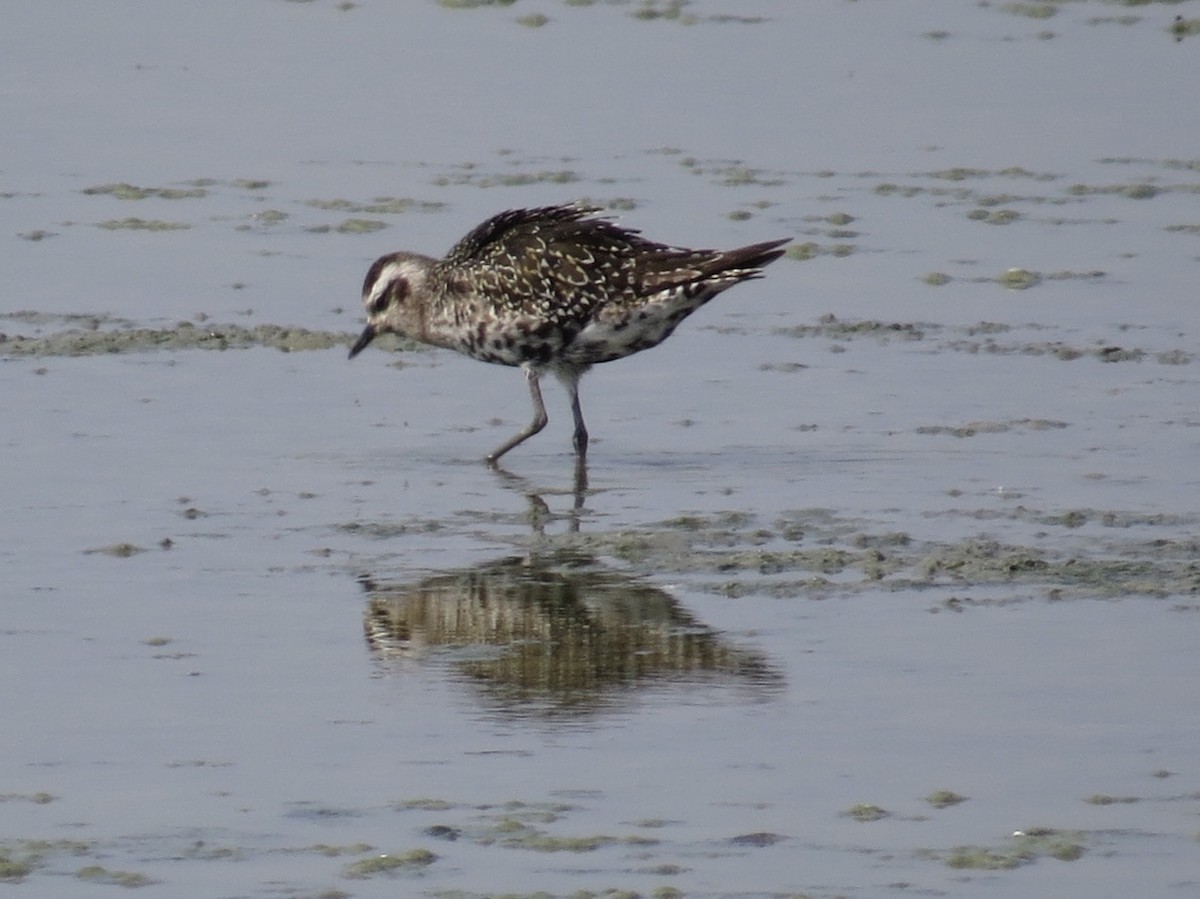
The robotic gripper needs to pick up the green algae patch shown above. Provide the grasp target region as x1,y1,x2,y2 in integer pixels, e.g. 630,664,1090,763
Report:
844,803,890,823
0,320,360,357
1002,3,1057,20
96,217,191,231
968,207,1021,224
634,818,679,829
713,164,785,187
915,539,1048,581
342,848,436,878
76,864,158,887
632,0,696,24
1084,794,1140,806
439,0,517,7
0,840,94,883
432,168,581,189
729,831,786,847
521,832,621,852
1171,16,1200,40
393,797,457,812
916,418,1068,438
184,841,245,861
309,842,376,857
244,209,289,227
305,196,446,214
483,819,623,852
0,853,34,882
334,218,388,234
944,846,1023,870
83,542,148,558
552,504,1200,603
83,182,207,200
997,267,1041,290
454,800,632,854
773,314,929,343
0,792,56,805
784,242,820,261
926,790,968,809
940,828,1084,870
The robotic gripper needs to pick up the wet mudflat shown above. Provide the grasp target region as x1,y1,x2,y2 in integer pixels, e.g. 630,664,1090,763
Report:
3,2,1200,897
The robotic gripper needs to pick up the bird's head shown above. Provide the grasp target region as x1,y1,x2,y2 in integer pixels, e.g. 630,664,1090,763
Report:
348,252,433,359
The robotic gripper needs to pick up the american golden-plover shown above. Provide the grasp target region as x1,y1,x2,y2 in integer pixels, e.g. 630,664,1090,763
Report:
349,203,788,463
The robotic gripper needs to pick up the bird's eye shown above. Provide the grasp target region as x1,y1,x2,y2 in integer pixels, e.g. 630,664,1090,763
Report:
369,277,406,316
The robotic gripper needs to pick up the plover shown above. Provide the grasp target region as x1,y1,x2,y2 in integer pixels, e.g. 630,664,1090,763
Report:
349,203,789,463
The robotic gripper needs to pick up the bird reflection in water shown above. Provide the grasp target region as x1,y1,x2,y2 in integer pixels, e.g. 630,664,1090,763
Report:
361,551,782,719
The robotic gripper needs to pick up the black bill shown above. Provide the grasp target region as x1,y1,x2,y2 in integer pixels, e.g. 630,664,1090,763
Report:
348,324,377,359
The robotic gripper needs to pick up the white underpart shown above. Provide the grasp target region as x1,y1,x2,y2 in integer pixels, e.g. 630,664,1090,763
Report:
563,283,718,365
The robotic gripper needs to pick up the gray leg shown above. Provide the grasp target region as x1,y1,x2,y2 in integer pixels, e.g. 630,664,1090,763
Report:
569,386,588,456
486,367,548,464
556,366,589,457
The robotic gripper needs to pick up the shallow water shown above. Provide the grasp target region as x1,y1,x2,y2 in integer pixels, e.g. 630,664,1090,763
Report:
3,2,1200,897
